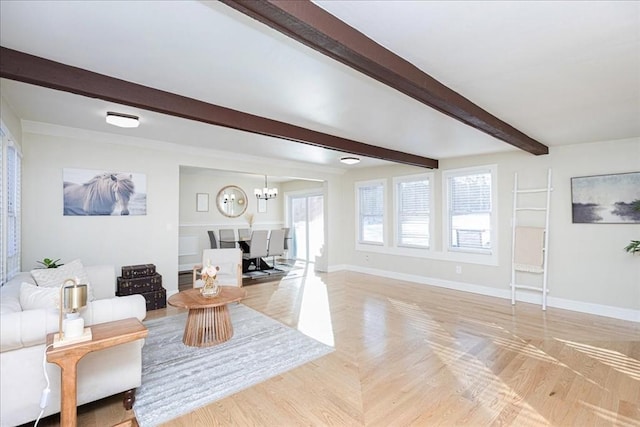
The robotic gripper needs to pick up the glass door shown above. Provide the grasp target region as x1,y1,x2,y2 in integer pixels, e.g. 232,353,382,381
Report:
289,193,324,262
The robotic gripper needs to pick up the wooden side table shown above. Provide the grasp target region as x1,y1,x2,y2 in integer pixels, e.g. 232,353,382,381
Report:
168,286,246,347
46,317,148,427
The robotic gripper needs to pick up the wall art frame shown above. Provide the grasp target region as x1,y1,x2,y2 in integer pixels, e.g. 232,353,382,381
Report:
196,193,209,212
257,198,267,213
571,171,640,224
63,168,147,216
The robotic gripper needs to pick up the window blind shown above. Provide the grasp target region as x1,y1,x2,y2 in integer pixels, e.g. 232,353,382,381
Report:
358,183,384,244
1,131,21,285
449,172,491,250
397,179,429,247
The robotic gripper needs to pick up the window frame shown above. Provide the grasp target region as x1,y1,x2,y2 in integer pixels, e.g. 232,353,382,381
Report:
443,165,497,258
393,172,433,250
355,179,386,247
0,123,22,285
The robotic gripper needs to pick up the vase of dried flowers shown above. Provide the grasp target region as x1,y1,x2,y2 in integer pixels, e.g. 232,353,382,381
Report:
200,262,220,298
244,212,255,229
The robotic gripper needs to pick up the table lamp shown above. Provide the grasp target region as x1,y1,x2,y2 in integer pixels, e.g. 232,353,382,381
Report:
53,278,92,348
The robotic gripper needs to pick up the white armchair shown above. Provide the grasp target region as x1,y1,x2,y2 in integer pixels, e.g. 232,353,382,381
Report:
192,248,243,288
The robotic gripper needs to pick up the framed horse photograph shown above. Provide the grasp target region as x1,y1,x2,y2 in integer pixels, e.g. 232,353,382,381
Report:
63,168,147,216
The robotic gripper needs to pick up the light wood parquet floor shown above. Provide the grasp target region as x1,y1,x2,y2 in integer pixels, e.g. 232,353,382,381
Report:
36,267,639,426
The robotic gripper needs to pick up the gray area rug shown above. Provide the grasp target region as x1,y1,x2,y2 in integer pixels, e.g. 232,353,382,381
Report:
134,304,333,427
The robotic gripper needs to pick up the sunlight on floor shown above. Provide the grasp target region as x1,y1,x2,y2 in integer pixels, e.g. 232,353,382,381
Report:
555,338,640,381
387,298,550,425
297,271,335,347
580,400,639,426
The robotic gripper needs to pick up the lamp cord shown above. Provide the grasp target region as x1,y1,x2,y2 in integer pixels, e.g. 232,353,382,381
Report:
34,343,53,427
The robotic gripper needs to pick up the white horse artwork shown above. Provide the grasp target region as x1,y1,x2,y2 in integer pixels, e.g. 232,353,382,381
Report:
64,172,135,215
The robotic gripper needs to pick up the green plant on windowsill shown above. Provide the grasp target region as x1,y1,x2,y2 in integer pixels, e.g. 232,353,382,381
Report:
37,258,63,268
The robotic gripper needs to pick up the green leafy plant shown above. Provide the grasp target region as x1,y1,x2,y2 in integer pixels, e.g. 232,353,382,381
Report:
624,199,640,255
37,258,63,268
625,240,640,254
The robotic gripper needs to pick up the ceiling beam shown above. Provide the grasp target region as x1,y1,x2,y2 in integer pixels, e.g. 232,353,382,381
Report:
0,46,438,169
220,0,549,156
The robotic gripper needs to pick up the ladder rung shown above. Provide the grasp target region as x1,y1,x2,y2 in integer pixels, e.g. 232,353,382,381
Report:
516,207,547,211
511,284,549,293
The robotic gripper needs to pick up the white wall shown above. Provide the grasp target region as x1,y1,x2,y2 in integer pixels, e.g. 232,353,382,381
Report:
340,138,640,321
1,97,22,145
18,121,344,294
21,126,180,293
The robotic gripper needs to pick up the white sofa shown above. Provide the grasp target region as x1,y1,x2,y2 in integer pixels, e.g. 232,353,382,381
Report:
0,265,147,427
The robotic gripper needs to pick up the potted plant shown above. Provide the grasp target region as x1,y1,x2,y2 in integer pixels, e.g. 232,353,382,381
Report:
625,240,640,254
37,258,63,268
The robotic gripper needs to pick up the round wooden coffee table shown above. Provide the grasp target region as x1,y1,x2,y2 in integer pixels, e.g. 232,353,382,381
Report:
168,286,246,347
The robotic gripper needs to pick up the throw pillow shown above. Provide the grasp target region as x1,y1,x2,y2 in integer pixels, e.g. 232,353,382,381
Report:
19,282,59,311
30,259,95,301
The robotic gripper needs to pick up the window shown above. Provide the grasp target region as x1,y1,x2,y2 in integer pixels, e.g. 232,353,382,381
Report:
394,174,432,248
356,180,385,245
1,127,21,285
444,166,495,253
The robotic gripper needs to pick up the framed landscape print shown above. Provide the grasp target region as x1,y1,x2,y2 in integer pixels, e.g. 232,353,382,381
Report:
571,172,640,224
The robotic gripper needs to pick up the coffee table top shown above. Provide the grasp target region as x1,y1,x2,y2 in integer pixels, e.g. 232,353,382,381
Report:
168,286,246,309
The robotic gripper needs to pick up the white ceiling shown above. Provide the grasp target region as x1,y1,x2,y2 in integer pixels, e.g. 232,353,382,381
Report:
1,0,638,170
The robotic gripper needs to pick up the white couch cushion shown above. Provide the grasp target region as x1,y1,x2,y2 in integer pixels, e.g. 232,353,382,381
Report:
19,282,59,311
0,272,29,315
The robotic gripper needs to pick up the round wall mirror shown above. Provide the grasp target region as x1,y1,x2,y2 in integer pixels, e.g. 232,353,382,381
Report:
216,185,248,218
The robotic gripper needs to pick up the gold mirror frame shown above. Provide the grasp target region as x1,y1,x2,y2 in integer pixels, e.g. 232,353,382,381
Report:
216,185,248,218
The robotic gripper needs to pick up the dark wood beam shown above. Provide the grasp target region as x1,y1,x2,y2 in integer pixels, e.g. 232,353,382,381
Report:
0,46,438,169
220,0,549,156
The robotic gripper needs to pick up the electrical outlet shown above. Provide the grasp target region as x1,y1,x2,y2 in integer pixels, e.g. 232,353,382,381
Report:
365,254,370,263
455,265,462,274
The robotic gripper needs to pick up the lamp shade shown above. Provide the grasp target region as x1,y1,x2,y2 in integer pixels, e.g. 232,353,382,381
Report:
63,283,88,311
54,280,92,347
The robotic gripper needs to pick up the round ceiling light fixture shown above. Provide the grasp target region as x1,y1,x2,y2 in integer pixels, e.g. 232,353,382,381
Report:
340,156,360,165
106,112,140,128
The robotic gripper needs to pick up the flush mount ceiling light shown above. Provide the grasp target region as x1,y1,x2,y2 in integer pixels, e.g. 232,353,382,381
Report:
106,112,139,128
340,156,360,165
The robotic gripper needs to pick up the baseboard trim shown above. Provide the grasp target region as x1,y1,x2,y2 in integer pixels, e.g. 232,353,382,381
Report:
339,264,639,323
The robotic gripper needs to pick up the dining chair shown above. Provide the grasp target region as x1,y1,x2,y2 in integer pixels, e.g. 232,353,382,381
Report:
219,229,236,249
193,248,243,288
282,227,290,251
207,230,218,249
266,228,285,270
238,228,251,241
242,230,268,271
